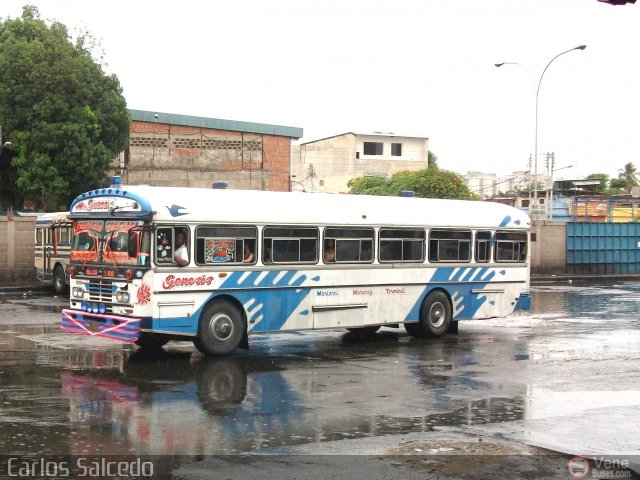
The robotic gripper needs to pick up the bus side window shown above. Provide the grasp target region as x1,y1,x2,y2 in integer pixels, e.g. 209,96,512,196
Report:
494,231,528,263
195,226,257,265
428,230,472,263
263,227,318,264
475,231,492,263
324,227,375,264
155,227,175,264
379,228,425,263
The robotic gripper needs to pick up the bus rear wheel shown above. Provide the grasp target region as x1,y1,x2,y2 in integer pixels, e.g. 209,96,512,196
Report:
406,291,452,338
196,300,245,356
53,265,66,295
420,290,452,337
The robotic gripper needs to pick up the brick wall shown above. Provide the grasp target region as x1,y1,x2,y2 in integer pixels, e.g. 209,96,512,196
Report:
116,121,291,191
263,136,291,191
0,217,36,283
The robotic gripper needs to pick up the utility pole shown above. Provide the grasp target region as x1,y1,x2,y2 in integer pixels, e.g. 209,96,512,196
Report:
544,152,555,219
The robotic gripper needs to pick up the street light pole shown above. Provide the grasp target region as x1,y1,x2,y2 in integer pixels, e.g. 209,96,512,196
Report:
534,45,586,219
496,45,586,220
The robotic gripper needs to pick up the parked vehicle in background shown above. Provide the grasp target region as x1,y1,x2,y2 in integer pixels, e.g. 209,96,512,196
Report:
61,178,531,355
35,212,73,294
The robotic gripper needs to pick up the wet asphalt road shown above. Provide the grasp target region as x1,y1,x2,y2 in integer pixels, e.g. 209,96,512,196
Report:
0,281,639,478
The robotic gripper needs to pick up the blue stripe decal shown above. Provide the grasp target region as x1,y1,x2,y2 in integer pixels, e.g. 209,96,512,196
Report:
499,215,522,227
152,317,197,334
404,267,503,322
499,216,512,227
218,270,318,332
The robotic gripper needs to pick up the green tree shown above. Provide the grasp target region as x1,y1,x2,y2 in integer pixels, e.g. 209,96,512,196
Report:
348,168,479,200
0,5,129,209
346,175,393,196
428,151,439,170
586,173,610,193
609,178,627,195
617,162,639,193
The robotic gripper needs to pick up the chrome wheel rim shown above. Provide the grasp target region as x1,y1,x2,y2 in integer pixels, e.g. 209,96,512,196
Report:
209,313,234,342
429,302,446,328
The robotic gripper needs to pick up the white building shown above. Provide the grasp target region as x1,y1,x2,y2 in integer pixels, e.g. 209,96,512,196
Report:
292,132,429,193
463,170,537,199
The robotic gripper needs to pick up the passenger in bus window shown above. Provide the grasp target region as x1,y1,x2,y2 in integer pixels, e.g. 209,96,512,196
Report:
243,243,255,263
173,230,189,267
324,239,336,262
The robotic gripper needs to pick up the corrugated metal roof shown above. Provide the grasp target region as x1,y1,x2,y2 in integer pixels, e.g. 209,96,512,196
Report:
300,132,428,145
571,180,601,186
129,109,303,139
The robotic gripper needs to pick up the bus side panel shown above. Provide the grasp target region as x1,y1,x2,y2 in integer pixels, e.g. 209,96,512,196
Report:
145,265,528,336
217,270,315,333
404,266,529,322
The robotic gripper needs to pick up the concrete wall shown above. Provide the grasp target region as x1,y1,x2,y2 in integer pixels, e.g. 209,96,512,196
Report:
530,221,567,275
0,216,36,283
117,121,292,191
295,134,428,193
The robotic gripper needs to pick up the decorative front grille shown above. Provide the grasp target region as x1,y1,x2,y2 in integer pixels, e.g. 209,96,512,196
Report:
86,279,115,309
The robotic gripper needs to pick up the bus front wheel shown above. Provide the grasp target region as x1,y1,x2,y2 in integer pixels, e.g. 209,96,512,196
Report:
53,265,66,295
197,300,245,356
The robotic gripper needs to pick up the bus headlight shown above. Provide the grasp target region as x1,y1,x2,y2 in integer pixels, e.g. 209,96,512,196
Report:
72,287,85,299
116,291,130,303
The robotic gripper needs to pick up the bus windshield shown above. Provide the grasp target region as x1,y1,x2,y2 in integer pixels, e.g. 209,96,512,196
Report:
70,220,150,265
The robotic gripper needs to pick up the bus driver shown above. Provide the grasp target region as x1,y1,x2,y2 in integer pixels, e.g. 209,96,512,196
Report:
173,230,189,267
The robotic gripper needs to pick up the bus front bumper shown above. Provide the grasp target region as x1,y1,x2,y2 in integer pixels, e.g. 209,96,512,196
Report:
61,309,141,343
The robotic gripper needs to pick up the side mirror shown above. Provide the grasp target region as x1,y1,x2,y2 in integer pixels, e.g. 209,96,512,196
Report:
127,231,138,258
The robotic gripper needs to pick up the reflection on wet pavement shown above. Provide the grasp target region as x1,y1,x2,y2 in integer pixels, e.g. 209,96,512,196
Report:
0,281,638,459
0,347,528,455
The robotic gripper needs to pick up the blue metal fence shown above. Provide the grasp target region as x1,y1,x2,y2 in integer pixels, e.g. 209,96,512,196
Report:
567,222,640,274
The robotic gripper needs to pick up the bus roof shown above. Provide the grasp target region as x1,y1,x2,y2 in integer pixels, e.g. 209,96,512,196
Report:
35,211,71,226
69,186,530,230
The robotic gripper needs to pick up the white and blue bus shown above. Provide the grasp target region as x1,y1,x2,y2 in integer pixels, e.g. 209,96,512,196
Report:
35,212,73,294
61,180,531,355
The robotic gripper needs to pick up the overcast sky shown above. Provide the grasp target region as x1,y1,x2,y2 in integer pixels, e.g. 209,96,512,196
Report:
3,0,640,180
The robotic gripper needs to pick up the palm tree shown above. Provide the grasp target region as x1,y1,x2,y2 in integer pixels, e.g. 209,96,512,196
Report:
618,162,639,192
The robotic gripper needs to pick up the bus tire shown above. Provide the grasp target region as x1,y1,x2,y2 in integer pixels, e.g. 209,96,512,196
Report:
419,290,452,337
346,325,380,336
53,265,66,295
135,333,170,350
197,300,245,356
